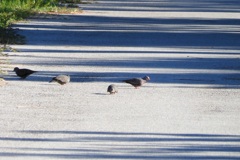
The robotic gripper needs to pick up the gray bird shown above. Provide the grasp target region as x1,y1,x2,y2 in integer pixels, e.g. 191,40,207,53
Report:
123,76,150,88
49,75,70,85
13,67,37,79
107,84,118,94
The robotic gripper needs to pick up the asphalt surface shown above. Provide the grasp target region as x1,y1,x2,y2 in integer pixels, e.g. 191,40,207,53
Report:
0,0,240,159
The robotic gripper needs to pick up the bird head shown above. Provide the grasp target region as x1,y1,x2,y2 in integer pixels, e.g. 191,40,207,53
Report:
143,76,150,81
13,67,19,72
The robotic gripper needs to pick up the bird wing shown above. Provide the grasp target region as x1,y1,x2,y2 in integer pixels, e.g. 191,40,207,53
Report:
56,75,69,83
124,78,141,85
17,69,34,77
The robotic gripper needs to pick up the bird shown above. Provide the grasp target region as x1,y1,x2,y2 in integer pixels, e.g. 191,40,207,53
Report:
123,76,150,88
107,84,118,94
49,75,70,85
13,67,37,79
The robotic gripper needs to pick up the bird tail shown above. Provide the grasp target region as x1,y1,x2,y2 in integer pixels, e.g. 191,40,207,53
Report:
122,80,131,84
49,78,55,83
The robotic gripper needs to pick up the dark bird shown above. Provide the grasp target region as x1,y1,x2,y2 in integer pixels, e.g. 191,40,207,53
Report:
107,84,118,94
13,67,37,79
123,76,150,88
49,75,70,85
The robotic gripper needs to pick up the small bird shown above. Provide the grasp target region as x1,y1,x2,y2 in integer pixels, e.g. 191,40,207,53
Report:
123,76,150,88
49,75,70,85
13,67,37,79
107,84,118,94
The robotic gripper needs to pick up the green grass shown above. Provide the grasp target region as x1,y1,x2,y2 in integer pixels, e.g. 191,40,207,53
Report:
0,0,87,77
0,0,59,46
0,0,91,29
0,0,86,45
0,0,59,28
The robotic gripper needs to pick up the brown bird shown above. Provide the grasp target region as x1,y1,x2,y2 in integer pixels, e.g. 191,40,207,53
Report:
13,67,37,79
123,76,150,88
107,84,118,94
49,75,70,85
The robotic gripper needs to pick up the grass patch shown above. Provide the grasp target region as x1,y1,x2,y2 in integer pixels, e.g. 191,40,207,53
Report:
0,0,54,45
0,0,85,44
0,0,89,77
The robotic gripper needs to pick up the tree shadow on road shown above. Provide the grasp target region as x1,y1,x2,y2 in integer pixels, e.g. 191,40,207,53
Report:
0,130,239,159
6,0,240,88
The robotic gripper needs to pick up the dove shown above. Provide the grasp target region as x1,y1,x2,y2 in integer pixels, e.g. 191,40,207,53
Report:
13,67,37,79
107,84,118,94
123,76,150,88
49,75,70,85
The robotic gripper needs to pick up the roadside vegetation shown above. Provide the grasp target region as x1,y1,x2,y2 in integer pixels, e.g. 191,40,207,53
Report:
0,0,92,80
0,0,86,45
